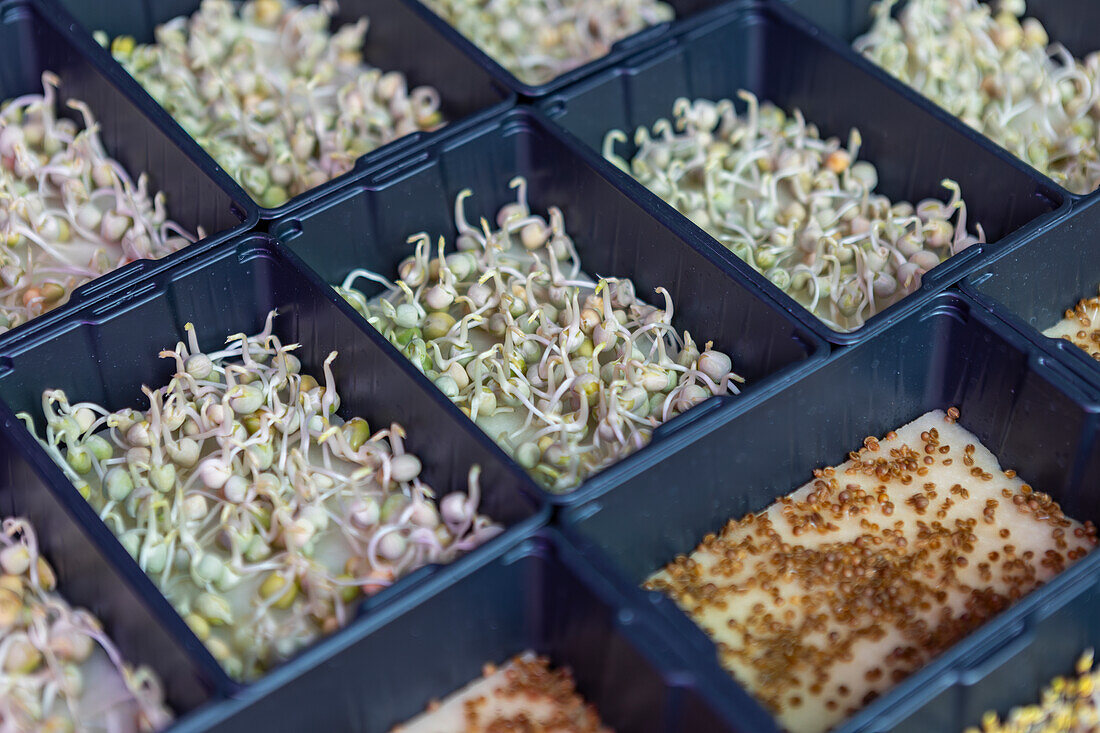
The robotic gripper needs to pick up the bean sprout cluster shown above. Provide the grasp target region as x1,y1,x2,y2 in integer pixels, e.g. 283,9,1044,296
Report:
0,73,195,335
337,178,743,492
0,516,172,732
603,92,984,331
418,0,674,86
20,314,500,680
103,0,446,208
855,0,1100,195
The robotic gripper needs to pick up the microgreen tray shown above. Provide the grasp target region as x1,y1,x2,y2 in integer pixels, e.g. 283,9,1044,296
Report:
880,557,1100,731
537,1,1070,345
162,529,741,732
0,232,548,707
0,401,219,713
776,0,1100,204
45,0,517,220
561,290,1100,732
269,106,830,507
4,0,1100,730
395,0,740,99
776,0,1094,70
962,195,1100,392
0,0,258,346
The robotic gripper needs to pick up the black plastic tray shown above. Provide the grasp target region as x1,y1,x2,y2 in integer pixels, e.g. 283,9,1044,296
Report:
777,0,1100,201
0,232,548,699
164,529,743,732
48,0,516,220
561,290,1100,732
270,106,829,506
398,0,738,99
538,1,1069,346
963,195,1100,392
0,0,257,344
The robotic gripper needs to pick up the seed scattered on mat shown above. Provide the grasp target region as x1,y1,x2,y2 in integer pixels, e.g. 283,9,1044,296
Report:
393,651,610,733
1045,285,1100,361
646,409,1097,733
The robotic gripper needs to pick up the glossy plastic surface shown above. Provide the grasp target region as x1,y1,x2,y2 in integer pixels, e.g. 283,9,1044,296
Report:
864,551,1100,731
963,195,1100,390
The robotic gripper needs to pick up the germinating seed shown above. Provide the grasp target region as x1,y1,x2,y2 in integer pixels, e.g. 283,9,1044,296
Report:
855,0,1100,195
645,409,1097,733
336,177,744,493
394,651,609,733
1044,285,1100,360
0,516,173,732
603,92,984,332
0,73,195,334
20,313,501,680
418,0,674,86
965,649,1100,733
102,0,446,207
